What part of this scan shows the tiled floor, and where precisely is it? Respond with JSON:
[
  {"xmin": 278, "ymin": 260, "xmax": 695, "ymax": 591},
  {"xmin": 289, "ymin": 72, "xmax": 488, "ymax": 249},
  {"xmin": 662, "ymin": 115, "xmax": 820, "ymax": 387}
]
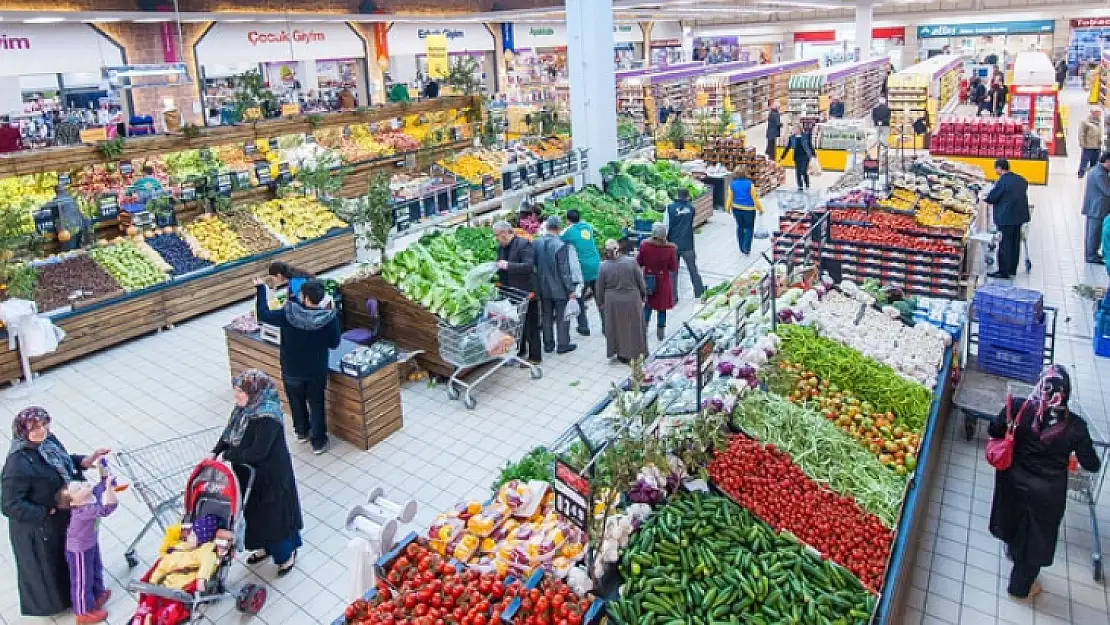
[{"xmin": 2, "ymin": 89, "xmax": 1109, "ymax": 625}]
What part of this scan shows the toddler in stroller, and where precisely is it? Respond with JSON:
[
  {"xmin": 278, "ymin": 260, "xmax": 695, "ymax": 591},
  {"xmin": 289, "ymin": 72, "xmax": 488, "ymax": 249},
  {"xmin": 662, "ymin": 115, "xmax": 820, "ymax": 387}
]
[{"xmin": 128, "ymin": 459, "xmax": 266, "ymax": 625}]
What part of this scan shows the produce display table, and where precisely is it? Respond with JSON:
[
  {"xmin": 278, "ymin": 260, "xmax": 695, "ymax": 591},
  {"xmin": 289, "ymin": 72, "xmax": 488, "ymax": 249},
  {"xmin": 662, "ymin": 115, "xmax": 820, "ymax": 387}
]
[
  {"xmin": 0, "ymin": 229, "xmax": 355, "ymax": 383},
  {"xmin": 933, "ymin": 154, "xmax": 1048, "ymax": 185},
  {"xmin": 224, "ymin": 330, "xmax": 402, "ymax": 451}
]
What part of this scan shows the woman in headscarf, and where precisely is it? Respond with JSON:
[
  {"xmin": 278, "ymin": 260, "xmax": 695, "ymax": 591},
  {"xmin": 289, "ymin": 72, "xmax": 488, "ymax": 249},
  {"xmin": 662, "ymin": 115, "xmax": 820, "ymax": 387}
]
[
  {"xmin": 212, "ymin": 369, "xmax": 303, "ymax": 576},
  {"xmin": 2, "ymin": 407, "xmax": 109, "ymax": 617},
  {"xmin": 595, "ymin": 239, "xmax": 648, "ymax": 364},
  {"xmin": 637, "ymin": 222, "xmax": 678, "ymax": 341},
  {"xmin": 989, "ymin": 364, "xmax": 1101, "ymax": 599}
]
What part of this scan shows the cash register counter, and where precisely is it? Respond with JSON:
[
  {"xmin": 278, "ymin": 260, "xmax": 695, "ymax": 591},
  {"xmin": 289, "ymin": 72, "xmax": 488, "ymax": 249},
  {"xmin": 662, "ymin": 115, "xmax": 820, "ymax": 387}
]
[{"xmin": 224, "ymin": 327, "xmax": 402, "ymax": 450}]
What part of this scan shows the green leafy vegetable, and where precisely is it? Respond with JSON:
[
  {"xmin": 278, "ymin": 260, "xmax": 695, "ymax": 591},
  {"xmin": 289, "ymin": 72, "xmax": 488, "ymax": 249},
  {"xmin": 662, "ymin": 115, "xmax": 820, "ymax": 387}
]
[{"xmin": 490, "ymin": 446, "xmax": 556, "ymax": 491}]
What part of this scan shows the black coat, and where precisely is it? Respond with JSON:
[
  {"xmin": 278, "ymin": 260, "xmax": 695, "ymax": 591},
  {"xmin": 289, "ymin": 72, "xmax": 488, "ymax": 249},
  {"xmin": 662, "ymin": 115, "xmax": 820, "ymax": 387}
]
[
  {"xmin": 985, "ymin": 171, "xmax": 1031, "ymax": 226},
  {"xmin": 1, "ymin": 437, "xmax": 85, "ymax": 616},
  {"xmin": 255, "ymin": 286, "xmax": 341, "ymax": 381},
  {"xmin": 766, "ymin": 110, "xmax": 781, "ymax": 140},
  {"xmin": 213, "ymin": 418, "xmax": 303, "ymax": 550},
  {"xmin": 872, "ymin": 104, "xmax": 891, "ymax": 128},
  {"xmin": 497, "ymin": 235, "xmax": 535, "ymax": 294},
  {"xmin": 989, "ymin": 399, "xmax": 1100, "ymax": 567},
  {"xmin": 781, "ymin": 133, "xmax": 815, "ymax": 165}
]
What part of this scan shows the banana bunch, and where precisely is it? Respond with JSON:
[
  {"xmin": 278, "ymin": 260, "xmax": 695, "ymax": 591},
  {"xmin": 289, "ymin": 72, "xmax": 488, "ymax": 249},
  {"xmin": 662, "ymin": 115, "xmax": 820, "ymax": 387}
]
[
  {"xmin": 185, "ymin": 214, "xmax": 248, "ymax": 263},
  {"xmin": 250, "ymin": 197, "xmax": 348, "ymax": 244}
]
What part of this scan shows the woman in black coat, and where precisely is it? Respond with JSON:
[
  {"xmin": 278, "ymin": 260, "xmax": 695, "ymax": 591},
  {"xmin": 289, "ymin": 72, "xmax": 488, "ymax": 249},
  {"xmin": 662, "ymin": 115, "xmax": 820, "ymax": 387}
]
[
  {"xmin": 989, "ymin": 365, "xmax": 1101, "ymax": 599},
  {"xmin": 213, "ymin": 369, "xmax": 303, "ymax": 576},
  {"xmin": 780, "ymin": 124, "xmax": 816, "ymax": 192},
  {"xmin": 2, "ymin": 406, "xmax": 109, "ymax": 616}
]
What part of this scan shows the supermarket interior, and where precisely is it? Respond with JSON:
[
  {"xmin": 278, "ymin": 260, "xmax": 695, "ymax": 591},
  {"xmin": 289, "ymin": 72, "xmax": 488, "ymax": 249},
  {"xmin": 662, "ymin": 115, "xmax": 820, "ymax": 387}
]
[{"xmin": 6, "ymin": 1, "xmax": 1110, "ymax": 625}]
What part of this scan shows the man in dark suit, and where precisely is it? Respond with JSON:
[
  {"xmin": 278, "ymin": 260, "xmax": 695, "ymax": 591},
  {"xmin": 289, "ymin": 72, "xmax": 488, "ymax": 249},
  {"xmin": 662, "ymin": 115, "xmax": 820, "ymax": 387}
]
[
  {"xmin": 765, "ymin": 104, "xmax": 781, "ymax": 159},
  {"xmin": 494, "ymin": 221, "xmax": 541, "ymax": 363},
  {"xmin": 984, "ymin": 159, "xmax": 1031, "ymax": 279}
]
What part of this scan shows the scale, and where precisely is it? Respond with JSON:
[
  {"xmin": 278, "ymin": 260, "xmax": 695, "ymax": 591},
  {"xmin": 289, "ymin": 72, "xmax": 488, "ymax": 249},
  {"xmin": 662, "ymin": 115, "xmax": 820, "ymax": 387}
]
[
  {"xmin": 259, "ymin": 323, "xmax": 281, "ymax": 345},
  {"xmin": 118, "ymin": 208, "xmax": 155, "ymax": 233}
]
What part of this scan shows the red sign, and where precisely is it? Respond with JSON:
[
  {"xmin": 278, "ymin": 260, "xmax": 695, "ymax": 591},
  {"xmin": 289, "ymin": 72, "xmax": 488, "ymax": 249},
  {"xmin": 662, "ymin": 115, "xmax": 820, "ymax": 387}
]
[
  {"xmin": 161, "ymin": 22, "xmax": 177, "ymax": 63},
  {"xmin": 795, "ymin": 27, "xmax": 905, "ymax": 43},
  {"xmin": 1072, "ymin": 18, "xmax": 1110, "ymax": 28}
]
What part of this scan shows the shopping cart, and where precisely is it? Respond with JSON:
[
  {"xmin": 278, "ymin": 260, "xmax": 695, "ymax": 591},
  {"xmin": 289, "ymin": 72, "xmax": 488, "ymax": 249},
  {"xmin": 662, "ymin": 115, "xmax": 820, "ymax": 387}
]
[
  {"xmin": 437, "ymin": 285, "xmax": 542, "ymax": 409},
  {"xmin": 1020, "ymin": 204, "xmax": 1035, "ymax": 272},
  {"xmin": 113, "ymin": 427, "xmax": 224, "ymax": 568},
  {"xmin": 1068, "ymin": 416, "xmax": 1110, "ymax": 581}
]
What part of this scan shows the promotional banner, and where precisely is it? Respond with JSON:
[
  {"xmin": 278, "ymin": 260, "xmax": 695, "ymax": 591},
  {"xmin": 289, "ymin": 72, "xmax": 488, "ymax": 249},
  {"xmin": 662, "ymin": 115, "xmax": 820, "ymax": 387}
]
[
  {"xmin": 1072, "ymin": 18, "xmax": 1110, "ymax": 28},
  {"xmin": 372, "ymin": 23, "xmax": 390, "ymax": 70},
  {"xmin": 425, "ymin": 33, "xmax": 448, "ymax": 78},
  {"xmin": 500, "ymin": 23, "xmax": 515, "ymax": 53},
  {"xmin": 916, "ymin": 20, "xmax": 1054, "ymax": 38},
  {"xmin": 387, "ymin": 24, "xmax": 494, "ymax": 56},
  {"xmin": 195, "ymin": 22, "xmax": 366, "ymax": 64}
]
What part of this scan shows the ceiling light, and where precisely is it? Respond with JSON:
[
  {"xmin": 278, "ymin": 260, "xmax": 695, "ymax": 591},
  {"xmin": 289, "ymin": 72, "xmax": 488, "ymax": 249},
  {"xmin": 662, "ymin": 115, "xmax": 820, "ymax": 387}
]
[
  {"xmin": 85, "ymin": 18, "xmax": 121, "ymax": 23},
  {"xmin": 24, "ymin": 17, "xmax": 66, "ymax": 23}
]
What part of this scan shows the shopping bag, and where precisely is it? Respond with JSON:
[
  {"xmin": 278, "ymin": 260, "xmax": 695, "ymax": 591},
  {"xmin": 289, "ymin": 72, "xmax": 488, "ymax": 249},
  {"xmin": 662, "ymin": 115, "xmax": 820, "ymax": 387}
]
[
  {"xmin": 753, "ymin": 210, "xmax": 770, "ymax": 240},
  {"xmin": 986, "ymin": 394, "xmax": 1025, "ymax": 470},
  {"xmin": 564, "ymin": 298, "xmax": 580, "ymax": 321},
  {"xmin": 808, "ymin": 159, "xmax": 823, "ymax": 177}
]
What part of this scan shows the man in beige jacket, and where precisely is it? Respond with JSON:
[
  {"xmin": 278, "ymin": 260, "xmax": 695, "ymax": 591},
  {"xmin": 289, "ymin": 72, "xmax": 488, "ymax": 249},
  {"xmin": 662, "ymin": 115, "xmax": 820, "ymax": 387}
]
[{"xmin": 1079, "ymin": 108, "xmax": 1103, "ymax": 178}]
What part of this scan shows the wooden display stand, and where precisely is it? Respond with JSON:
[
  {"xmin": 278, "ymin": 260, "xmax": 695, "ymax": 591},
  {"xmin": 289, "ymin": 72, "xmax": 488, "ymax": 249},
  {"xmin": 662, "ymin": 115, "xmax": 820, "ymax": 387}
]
[
  {"xmin": 0, "ymin": 230, "xmax": 355, "ymax": 383},
  {"xmin": 225, "ymin": 329, "xmax": 403, "ymax": 451},
  {"xmin": 693, "ymin": 193, "xmax": 714, "ymax": 227},
  {"xmin": 340, "ymin": 274, "xmax": 453, "ymax": 378}
]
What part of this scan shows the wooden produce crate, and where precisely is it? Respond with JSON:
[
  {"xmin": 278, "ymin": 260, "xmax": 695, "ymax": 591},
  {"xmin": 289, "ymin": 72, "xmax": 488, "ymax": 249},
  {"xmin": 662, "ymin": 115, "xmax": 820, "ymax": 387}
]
[
  {"xmin": 339, "ymin": 273, "xmax": 453, "ymax": 377},
  {"xmin": 0, "ymin": 344, "xmax": 23, "ymax": 386},
  {"xmin": 225, "ymin": 328, "xmax": 402, "ymax": 451},
  {"xmin": 693, "ymin": 193, "xmax": 714, "ymax": 228}
]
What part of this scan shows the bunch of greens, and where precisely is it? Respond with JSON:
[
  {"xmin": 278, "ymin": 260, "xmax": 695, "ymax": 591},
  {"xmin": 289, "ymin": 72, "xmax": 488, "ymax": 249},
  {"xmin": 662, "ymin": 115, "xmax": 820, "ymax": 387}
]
[
  {"xmin": 547, "ymin": 187, "xmax": 636, "ymax": 251},
  {"xmin": 617, "ymin": 118, "xmax": 640, "ymax": 139},
  {"xmin": 490, "ymin": 446, "xmax": 556, "ymax": 491},
  {"xmin": 453, "ymin": 227, "xmax": 497, "ymax": 262},
  {"xmin": 379, "ymin": 229, "xmax": 496, "ymax": 326}
]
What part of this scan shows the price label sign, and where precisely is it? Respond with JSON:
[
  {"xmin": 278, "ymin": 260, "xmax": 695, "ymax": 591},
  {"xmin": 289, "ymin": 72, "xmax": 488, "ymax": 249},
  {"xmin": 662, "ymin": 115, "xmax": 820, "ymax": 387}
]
[
  {"xmin": 118, "ymin": 160, "xmax": 134, "ymax": 176},
  {"xmin": 305, "ymin": 134, "xmax": 316, "ymax": 145},
  {"xmin": 510, "ymin": 169, "xmax": 523, "ymax": 191},
  {"xmin": 244, "ymin": 142, "xmax": 256, "ymax": 155},
  {"xmin": 553, "ymin": 459, "xmax": 591, "ymax": 533},
  {"xmin": 697, "ymin": 335, "xmax": 716, "ymax": 389},
  {"xmin": 217, "ymin": 174, "xmax": 232, "ymax": 193},
  {"xmin": 278, "ymin": 163, "xmax": 292, "ymax": 183},
  {"xmin": 481, "ymin": 175, "xmax": 496, "ymax": 201},
  {"xmin": 255, "ymin": 162, "xmax": 271, "ymax": 185},
  {"xmin": 269, "ymin": 137, "xmax": 280, "ymax": 151},
  {"xmin": 180, "ymin": 184, "xmax": 196, "ymax": 201},
  {"xmin": 235, "ymin": 171, "xmax": 250, "ymax": 188},
  {"xmin": 58, "ymin": 172, "xmax": 70, "ymax": 186},
  {"xmin": 97, "ymin": 195, "xmax": 119, "ymax": 218},
  {"xmin": 33, "ymin": 209, "xmax": 55, "ymax": 234}
]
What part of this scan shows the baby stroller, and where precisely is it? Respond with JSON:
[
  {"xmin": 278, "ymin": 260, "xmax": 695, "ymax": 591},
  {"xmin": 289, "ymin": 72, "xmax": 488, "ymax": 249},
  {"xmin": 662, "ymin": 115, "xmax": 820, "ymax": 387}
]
[{"xmin": 127, "ymin": 459, "xmax": 266, "ymax": 625}]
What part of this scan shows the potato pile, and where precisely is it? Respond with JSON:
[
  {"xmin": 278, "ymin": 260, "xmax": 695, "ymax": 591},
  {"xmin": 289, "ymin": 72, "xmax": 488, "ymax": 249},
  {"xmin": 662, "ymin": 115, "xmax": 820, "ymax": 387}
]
[{"xmin": 223, "ymin": 211, "xmax": 282, "ymax": 255}]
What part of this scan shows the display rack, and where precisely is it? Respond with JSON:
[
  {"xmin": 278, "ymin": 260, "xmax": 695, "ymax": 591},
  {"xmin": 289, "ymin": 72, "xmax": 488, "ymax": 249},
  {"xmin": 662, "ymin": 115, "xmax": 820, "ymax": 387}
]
[
  {"xmin": 618, "ymin": 61, "xmax": 754, "ymax": 122},
  {"xmin": 694, "ymin": 59, "xmax": 818, "ymax": 127},
  {"xmin": 887, "ymin": 55, "xmax": 963, "ymax": 147},
  {"xmin": 787, "ymin": 57, "xmax": 891, "ymax": 131},
  {"xmin": 1099, "ymin": 49, "xmax": 1110, "ymax": 107}
]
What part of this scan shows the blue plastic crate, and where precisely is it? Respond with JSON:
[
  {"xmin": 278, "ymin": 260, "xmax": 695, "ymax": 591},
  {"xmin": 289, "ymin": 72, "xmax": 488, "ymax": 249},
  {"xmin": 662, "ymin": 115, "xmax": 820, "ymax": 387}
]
[
  {"xmin": 979, "ymin": 315, "xmax": 1046, "ymax": 353},
  {"xmin": 1096, "ymin": 307, "xmax": 1110, "ymax": 358},
  {"xmin": 978, "ymin": 341, "xmax": 1043, "ymax": 382},
  {"xmin": 974, "ymin": 284, "xmax": 1043, "ymax": 326}
]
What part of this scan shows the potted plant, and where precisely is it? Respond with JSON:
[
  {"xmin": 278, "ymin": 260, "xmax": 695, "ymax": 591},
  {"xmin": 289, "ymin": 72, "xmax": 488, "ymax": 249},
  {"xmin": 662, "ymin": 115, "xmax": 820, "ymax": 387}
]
[{"xmin": 336, "ymin": 172, "xmax": 394, "ymax": 264}]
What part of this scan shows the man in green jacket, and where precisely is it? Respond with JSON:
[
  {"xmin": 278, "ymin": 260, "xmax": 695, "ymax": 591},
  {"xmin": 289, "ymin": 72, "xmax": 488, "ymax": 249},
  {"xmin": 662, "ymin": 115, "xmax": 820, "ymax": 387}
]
[{"xmin": 561, "ymin": 209, "xmax": 601, "ymax": 336}]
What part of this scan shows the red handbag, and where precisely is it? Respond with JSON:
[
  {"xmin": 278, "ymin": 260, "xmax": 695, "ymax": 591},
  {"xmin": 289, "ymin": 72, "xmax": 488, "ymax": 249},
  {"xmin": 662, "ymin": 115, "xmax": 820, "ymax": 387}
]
[{"xmin": 986, "ymin": 394, "xmax": 1025, "ymax": 470}]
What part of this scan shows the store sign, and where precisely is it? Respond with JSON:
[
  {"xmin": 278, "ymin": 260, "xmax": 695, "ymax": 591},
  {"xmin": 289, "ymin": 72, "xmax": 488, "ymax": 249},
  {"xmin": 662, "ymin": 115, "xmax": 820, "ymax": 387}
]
[
  {"xmin": 195, "ymin": 22, "xmax": 365, "ymax": 64},
  {"xmin": 500, "ymin": 23, "xmax": 515, "ymax": 52},
  {"xmin": 916, "ymin": 20, "xmax": 1054, "ymax": 38},
  {"xmin": 512, "ymin": 23, "xmax": 567, "ymax": 49},
  {"xmin": 651, "ymin": 21, "xmax": 682, "ymax": 43},
  {"xmin": 388, "ymin": 23, "xmax": 495, "ymax": 55},
  {"xmin": 613, "ymin": 23, "xmax": 642, "ymax": 44},
  {"xmin": 1072, "ymin": 18, "xmax": 1110, "ymax": 28},
  {"xmin": 0, "ymin": 23, "xmax": 122, "ymax": 77}
]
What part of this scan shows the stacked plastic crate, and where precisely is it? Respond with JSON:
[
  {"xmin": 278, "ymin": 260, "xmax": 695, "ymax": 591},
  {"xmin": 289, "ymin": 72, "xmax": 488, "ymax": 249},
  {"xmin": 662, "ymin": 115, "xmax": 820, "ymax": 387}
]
[
  {"xmin": 1096, "ymin": 296, "xmax": 1110, "ymax": 357},
  {"xmin": 974, "ymin": 284, "xmax": 1046, "ymax": 383}
]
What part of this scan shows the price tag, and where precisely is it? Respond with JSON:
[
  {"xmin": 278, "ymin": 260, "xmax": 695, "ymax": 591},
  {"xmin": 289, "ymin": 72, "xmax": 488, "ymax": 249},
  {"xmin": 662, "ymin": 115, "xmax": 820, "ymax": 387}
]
[
  {"xmin": 510, "ymin": 169, "xmax": 523, "ymax": 191},
  {"xmin": 255, "ymin": 162, "xmax": 272, "ymax": 185},
  {"xmin": 33, "ymin": 209, "xmax": 55, "ymax": 234},
  {"xmin": 217, "ymin": 174, "xmax": 232, "ymax": 193},
  {"xmin": 180, "ymin": 184, "xmax": 196, "ymax": 201},
  {"xmin": 200, "ymin": 147, "xmax": 212, "ymax": 161},
  {"xmin": 524, "ymin": 163, "xmax": 538, "ymax": 185},
  {"xmin": 97, "ymin": 195, "xmax": 119, "ymax": 218},
  {"xmin": 235, "ymin": 170, "xmax": 250, "ymax": 188},
  {"xmin": 118, "ymin": 160, "xmax": 134, "ymax": 176},
  {"xmin": 269, "ymin": 137, "xmax": 280, "ymax": 151},
  {"xmin": 553, "ymin": 459, "xmax": 591, "ymax": 534},
  {"xmin": 280, "ymin": 103, "xmax": 300, "ymax": 117},
  {"xmin": 305, "ymin": 134, "xmax": 316, "ymax": 145},
  {"xmin": 278, "ymin": 163, "xmax": 292, "ymax": 183},
  {"xmin": 481, "ymin": 175, "xmax": 496, "ymax": 201},
  {"xmin": 244, "ymin": 142, "xmax": 256, "ymax": 155},
  {"xmin": 243, "ymin": 106, "xmax": 262, "ymax": 121},
  {"xmin": 58, "ymin": 172, "xmax": 70, "ymax": 186}
]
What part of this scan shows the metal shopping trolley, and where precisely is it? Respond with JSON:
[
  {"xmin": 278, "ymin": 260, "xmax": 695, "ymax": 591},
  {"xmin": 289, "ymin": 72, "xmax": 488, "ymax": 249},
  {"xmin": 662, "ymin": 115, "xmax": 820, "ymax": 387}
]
[
  {"xmin": 113, "ymin": 427, "xmax": 224, "ymax": 568},
  {"xmin": 1068, "ymin": 417, "xmax": 1110, "ymax": 581},
  {"xmin": 437, "ymin": 285, "xmax": 542, "ymax": 409}
]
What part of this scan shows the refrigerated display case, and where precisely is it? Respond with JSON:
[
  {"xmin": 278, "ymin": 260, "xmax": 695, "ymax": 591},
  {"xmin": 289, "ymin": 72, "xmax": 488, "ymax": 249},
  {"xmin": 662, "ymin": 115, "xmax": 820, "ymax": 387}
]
[{"xmin": 1008, "ymin": 51, "xmax": 1062, "ymax": 156}]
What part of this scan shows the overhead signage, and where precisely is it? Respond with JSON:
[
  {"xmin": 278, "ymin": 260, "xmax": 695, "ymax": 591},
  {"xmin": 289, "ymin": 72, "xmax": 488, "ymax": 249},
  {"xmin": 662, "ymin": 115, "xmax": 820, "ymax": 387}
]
[
  {"xmin": 1072, "ymin": 18, "xmax": 1110, "ymax": 28},
  {"xmin": 0, "ymin": 23, "xmax": 123, "ymax": 77},
  {"xmin": 500, "ymin": 23, "xmax": 515, "ymax": 52},
  {"xmin": 387, "ymin": 23, "xmax": 495, "ymax": 55},
  {"xmin": 916, "ymin": 20, "xmax": 1054, "ymax": 38},
  {"xmin": 195, "ymin": 22, "xmax": 365, "ymax": 64}
]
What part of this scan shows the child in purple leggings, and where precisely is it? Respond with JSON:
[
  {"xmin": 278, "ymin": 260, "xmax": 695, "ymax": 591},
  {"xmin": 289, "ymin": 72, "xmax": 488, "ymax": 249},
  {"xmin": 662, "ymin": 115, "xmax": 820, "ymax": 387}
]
[{"xmin": 57, "ymin": 464, "xmax": 118, "ymax": 624}]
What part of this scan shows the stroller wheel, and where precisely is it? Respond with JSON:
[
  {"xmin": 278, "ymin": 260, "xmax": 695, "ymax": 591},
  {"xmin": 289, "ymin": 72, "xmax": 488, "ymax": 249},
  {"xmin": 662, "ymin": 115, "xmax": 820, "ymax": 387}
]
[
  {"xmin": 237, "ymin": 584, "xmax": 267, "ymax": 615},
  {"xmin": 125, "ymin": 549, "xmax": 139, "ymax": 569}
]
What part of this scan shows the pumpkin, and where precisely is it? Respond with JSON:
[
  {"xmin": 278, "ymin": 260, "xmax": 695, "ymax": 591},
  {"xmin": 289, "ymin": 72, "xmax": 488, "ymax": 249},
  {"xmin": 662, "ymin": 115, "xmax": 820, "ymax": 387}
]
[{"xmin": 56, "ymin": 229, "xmax": 72, "ymax": 243}]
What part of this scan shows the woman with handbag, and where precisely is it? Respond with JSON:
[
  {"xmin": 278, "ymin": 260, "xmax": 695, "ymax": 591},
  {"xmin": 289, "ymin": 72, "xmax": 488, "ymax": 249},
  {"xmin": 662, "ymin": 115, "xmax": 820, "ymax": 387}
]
[
  {"xmin": 780, "ymin": 125, "xmax": 816, "ymax": 192},
  {"xmin": 637, "ymin": 223, "xmax": 677, "ymax": 342},
  {"xmin": 988, "ymin": 364, "xmax": 1100, "ymax": 599}
]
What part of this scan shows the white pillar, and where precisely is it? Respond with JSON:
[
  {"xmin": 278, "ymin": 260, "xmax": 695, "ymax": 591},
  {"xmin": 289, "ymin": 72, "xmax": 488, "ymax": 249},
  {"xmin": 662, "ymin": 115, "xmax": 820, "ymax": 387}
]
[
  {"xmin": 855, "ymin": 0, "xmax": 874, "ymax": 61},
  {"xmin": 567, "ymin": 0, "xmax": 618, "ymax": 182}
]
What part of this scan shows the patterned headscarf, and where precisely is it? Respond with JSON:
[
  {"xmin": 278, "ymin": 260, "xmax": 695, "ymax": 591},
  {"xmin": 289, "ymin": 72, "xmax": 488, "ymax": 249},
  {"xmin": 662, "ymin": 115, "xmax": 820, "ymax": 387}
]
[
  {"xmin": 9, "ymin": 406, "xmax": 78, "ymax": 481},
  {"xmin": 1024, "ymin": 364, "xmax": 1073, "ymax": 443},
  {"xmin": 221, "ymin": 369, "xmax": 284, "ymax": 447}
]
